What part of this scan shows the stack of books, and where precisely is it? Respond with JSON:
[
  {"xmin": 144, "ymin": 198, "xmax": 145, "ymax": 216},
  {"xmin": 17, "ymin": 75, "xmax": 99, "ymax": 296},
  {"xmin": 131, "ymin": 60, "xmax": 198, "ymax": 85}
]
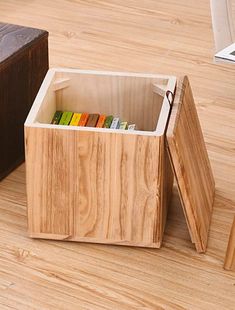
[{"xmin": 51, "ymin": 111, "xmax": 137, "ymax": 130}]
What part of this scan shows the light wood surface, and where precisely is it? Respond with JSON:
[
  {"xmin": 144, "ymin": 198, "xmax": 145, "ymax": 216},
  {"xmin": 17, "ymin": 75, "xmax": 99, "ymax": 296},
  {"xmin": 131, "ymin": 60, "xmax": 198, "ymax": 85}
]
[
  {"xmin": 167, "ymin": 76, "xmax": 215, "ymax": 252},
  {"xmin": 224, "ymin": 216, "xmax": 235, "ymax": 270},
  {"xmin": 30, "ymin": 68, "xmax": 176, "ymax": 133},
  {"xmin": 25, "ymin": 69, "xmax": 213, "ymax": 252},
  {"xmin": 25, "ymin": 69, "xmax": 176, "ymax": 248},
  {"xmin": 0, "ymin": 0, "xmax": 235, "ymax": 309},
  {"xmin": 25, "ymin": 126, "xmax": 173, "ymax": 248}
]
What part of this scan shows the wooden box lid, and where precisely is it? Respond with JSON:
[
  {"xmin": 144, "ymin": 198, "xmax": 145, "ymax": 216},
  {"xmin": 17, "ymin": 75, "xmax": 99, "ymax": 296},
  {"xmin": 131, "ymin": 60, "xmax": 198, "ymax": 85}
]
[
  {"xmin": 166, "ymin": 76, "xmax": 215, "ymax": 253},
  {"xmin": 0, "ymin": 23, "xmax": 48, "ymax": 65}
]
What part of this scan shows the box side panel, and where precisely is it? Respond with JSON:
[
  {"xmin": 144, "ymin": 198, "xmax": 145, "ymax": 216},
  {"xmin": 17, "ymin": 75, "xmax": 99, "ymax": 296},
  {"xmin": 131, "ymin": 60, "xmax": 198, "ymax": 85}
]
[
  {"xmin": 167, "ymin": 76, "xmax": 215, "ymax": 253},
  {"xmin": 51, "ymin": 73, "xmax": 165, "ymax": 132},
  {"xmin": 160, "ymin": 136, "xmax": 174, "ymax": 240},
  {"xmin": 29, "ymin": 36, "xmax": 49, "ymax": 108},
  {"xmin": 0, "ymin": 35, "xmax": 48, "ymax": 180},
  {"xmin": 25, "ymin": 126, "xmax": 74, "ymax": 236},
  {"xmin": 26, "ymin": 127, "xmax": 162, "ymax": 247},
  {"xmin": 0, "ymin": 54, "xmax": 29, "ymax": 180}
]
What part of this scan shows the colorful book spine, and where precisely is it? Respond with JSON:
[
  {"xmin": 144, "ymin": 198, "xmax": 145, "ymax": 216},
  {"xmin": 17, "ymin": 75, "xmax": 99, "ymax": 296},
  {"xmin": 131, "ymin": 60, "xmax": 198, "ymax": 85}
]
[
  {"xmin": 96, "ymin": 115, "xmax": 106, "ymax": 128},
  {"xmin": 51, "ymin": 110, "xmax": 137, "ymax": 131},
  {"xmin": 103, "ymin": 115, "xmax": 113, "ymax": 128},
  {"xmin": 78, "ymin": 113, "xmax": 89, "ymax": 126},
  {"xmin": 127, "ymin": 124, "xmax": 137, "ymax": 130},
  {"xmin": 86, "ymin": 114, "xmax": 99, "ymax": 127},
  {"xmin": 70, "ymin": 113, "xmax": 82, "ymax": 126},
  {"xmin": 59, "ymin": 111, "xmax": 73, "ymax": 125},
  {"xmin": 110, "ymin": 117, "xmax": 120, "ymax": 129},
  {"xmin": 119, "ymin": 121, "xmax": 128, "ymax": 130},
  {"xmin": 51, "ymin": 111, "xmax": 63, "ymax": 124}
]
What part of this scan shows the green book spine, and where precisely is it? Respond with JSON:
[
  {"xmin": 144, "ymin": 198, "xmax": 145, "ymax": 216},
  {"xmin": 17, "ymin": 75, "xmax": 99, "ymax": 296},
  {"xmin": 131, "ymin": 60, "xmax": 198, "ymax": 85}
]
[
  {"xmin": 119, "ymin": 121, "xmax": 128, "ymax": 130},
  {"xmin": 103, "ymin": 115, "xmax": 113, "ymax": 128},
  {"xmin": 59, "ymin": 111, "xmax": 73, "ymax": 125},
  {"xmin": 51, "ymin": 111, "xmax": 63, "ymax": 124}
]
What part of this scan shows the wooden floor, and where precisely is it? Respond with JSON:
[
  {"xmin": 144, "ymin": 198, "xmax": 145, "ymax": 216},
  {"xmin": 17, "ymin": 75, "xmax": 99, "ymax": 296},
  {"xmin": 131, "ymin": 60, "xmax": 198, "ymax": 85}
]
[{"xmin": 1, "ymin": 1, "xmax": 235, "ymax": 309}]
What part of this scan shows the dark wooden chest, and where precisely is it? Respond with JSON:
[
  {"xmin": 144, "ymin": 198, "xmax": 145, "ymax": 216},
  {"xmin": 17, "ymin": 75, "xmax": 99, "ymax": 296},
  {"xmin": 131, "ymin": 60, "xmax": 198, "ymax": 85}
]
[{"xmin": 0, "ymin": 23, "xmax": 48, "ymax": 180}]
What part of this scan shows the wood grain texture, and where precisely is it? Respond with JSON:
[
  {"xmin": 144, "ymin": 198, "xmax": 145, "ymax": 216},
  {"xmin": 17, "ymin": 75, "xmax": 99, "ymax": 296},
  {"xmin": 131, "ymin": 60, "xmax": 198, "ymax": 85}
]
[
  {"xmin": 0, "ymin": 0, "xmax": 235, "ymax": 309},
  {"xmin": 33, "ymin": 69, "xmax": 175, "ymax": 133},
  {"xmin": 54, "ymin": 71, "xmax": 167, "ymax": 132},
  {"xmin": 25, "ymin": 126, "xmax": 173, "ymax": 247},
  {"xmin": 0, "ymin": 23, "xmax": 47, "ymax": 63},
  {"xmin": 167, "ymin": 76, "xmax": 215, "ymax": 253},
  {"xmin": 25, "ymin": 68, "xmax": 175, "ymax": 248},
  {"xmin": 224, "ymin": 216, "xmax": 235, "ymax": 270},
  {"xmin": 0, "ymin": 23, "xmax": 48, "ymax": 180}
]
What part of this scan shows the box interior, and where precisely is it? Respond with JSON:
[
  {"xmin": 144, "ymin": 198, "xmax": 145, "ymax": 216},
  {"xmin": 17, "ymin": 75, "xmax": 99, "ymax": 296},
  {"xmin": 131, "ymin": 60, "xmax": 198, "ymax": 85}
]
[{"xmin": 30, "ymin": 69, "xmax": 176, "ymax": 134}]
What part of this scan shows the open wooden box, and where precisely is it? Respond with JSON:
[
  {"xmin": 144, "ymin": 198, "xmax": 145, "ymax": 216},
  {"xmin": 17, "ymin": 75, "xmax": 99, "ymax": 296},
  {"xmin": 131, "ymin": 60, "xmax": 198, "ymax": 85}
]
[{"xmin": 25, "ymin": 68, "xmax": 215, "ymax": 253}]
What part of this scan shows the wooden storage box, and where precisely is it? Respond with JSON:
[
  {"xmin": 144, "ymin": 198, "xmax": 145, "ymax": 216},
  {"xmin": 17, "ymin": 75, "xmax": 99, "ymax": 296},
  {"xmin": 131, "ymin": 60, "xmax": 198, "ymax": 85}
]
[
  {"xmin": 25, "ymin": 68, "xmax": 215, "ymax": 253},
  {"xmin": 0, "ymin": 23, "xmax": 48, "ymax": 180}
]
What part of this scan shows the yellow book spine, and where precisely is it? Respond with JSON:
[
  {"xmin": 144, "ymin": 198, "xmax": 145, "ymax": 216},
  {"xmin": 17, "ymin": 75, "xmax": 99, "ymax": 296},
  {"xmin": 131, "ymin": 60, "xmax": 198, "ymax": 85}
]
[{"xmin": 70, "ymin": 113, "xmax": 82, "ymax": 126}]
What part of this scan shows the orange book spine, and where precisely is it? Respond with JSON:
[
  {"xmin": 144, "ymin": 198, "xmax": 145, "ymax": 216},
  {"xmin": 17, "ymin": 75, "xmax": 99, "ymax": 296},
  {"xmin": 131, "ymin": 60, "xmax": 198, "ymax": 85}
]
[
  {"xmin": 96, "ymin": 115, "xmax": 106, "ymax": 128},
  {"xmin": 78, "ymin": 113, "xmax": 89, "ymax": 126}
]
